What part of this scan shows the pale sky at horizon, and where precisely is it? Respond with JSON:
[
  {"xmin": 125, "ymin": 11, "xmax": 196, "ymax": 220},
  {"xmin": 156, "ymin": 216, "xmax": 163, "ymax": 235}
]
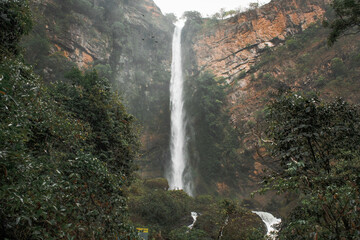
[{"xmin": 153, "ymin": 0, "xmax": 271, "ymax": 17}]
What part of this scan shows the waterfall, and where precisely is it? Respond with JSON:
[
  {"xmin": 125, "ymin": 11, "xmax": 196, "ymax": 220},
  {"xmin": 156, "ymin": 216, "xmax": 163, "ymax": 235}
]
[
  {"xmin": 187, "ymin": 212, "xmax": 198, "ymax": 229},
  {"xmin": 168, "ymin": 20, "xmax": 192, "ymax": 195},
  {"xmin": 252, "ymin": 211, "xmax": 281, "ymax": 239}
]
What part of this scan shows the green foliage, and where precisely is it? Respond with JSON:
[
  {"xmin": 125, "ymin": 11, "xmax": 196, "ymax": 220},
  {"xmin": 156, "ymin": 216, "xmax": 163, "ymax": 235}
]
[
  {"xmin": 203, "ymin": 16, "xmax": 220, "ymax": 30},
  {"xmin": 186, "ymin": 72, "xmax": 241, "ymax": 187},
  {"xmin": 183, "ymin": 11, "xmax": 203, "ymax": 23},
  {"xmin": 236, "ymin": 70, "xmax": 246, "ymax": 80},
  {"xmin": 169, "ymin": 226, "xmax": 210, "ymax": 240},
  {"xmin": 133, "ymin": 190, "xmax": 191, "ymax": 230},
  {"xmin": 0, "ymin": 59, "xmax": 139, "ymax": 239},
  {"xmin": 1, "ymin": 5, "xmax": 140, "ymax": 238},
  {"xmin": 54, "ymin": 0, "xmax": 106, "ymax": 22},
  {"xmin": 21, "ymin": 29, "xmax": 50, "ymax": 65},
  {"xmin": 330, "ymin": 57, "xmax": 347, "ymax": 76},
  {"xmin": 51, "ymin": 68, "xmax": 140, "ymax": 179},
  {"xmin": 129, "ymin": 181, "xmax": 194, "ymax": 238},
  {"xmin": 165, "ymin": 13, "xmax": 177, "ymax": 23},
  {"xmin": 285, "ymin": 38, "xmax": 302, "ymax": 51},
  {"xmin": 249, "ymin": 2, "xmax": 259, "ymax": 10},
  {"xmin": 111, "ymin": 21, "xmax": 127, "ymax": 38},
  {"xmin": 94, "ymin": 63, "xmax": 113, "ymax": 80},
  {"xmin": 259, "ymin": 92, "xmax": 360, "ymax": 239},
  {"xmin": 326, "ymin": 0, "xmax": 360, "ymax": 45},
  {"xmin": 129, "ymin": 180, "xmax": 265, "ymax": 240},
  {"xmin": 183, "ymin": 11, "xmax": 204, "ymax": 35},
  {"xmin": 143, "ymin": 178, "xmax": 169, "ymax": 190},
  {"xmin": 0, "ymin": 0, "xmax": 32, "ymax": 58},
  {"xmin": 314, "ymin": 74, "xmax": 326, "ymax": 88},
  {"xmin": 194, "ymin": 199, "xmax": 265, "ymax": 240},
  {"xmin": 262, "ymin": 73, "xmax": 278, "ymax": 87}
]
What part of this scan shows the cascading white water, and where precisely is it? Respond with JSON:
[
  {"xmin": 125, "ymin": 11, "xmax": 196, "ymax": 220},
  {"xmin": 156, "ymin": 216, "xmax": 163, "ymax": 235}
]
[
  {"xmin": 252, "ymin": 211, "xmax": 281, "ymax": 239},
  {"xmin": 168, "ymin": 20, "xmax": 192, "ymax": 195},
  {"xmin": 187, "ymin": 212, "xmax": 198, "ymax": 229}
]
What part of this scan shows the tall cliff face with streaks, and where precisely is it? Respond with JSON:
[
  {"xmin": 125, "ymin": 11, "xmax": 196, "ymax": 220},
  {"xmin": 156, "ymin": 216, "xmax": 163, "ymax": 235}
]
[
  {"xmin": 183, "ymin": 0, "xmax": 360, "ymax": 211},
  {"xmin": 28, "ymin": 0, "xmax": 171, "ymax": 69},
  {"xmin": 24, "ymin": 0, "xmax": 174, "ymax": 177},
  {"xmin": 181, "ymin": 0, "xmax": 341, "ymax": 207}
]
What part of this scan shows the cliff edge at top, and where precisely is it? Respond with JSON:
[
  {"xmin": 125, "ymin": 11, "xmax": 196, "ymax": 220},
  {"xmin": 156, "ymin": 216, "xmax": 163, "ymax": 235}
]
[{"xmin": 192, "ymin": 0, "xmax": 331, "ymax": 81}]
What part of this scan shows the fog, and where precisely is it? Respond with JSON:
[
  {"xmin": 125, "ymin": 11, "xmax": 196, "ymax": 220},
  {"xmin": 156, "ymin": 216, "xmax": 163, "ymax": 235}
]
[{"xmin": 153, "ymin": 0, "xmax": 271, "ymax": 17}]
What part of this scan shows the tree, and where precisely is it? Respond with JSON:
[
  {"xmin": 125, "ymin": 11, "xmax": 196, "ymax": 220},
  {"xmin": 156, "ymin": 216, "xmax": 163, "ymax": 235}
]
[
  {"xmin": 326, "ymin": 0, "xmax": 360, "ymax": 45},
  {"xmin": 183, "ymin": 11, "xmax": 203, "ymax": 24},
  {"xmin": 258, "ymin": 92, "xmax": 360, "ymax": 239},
  {"xmin": 186, "ymin": 72, "xmax": 240, "ymax": 186},
  {"xmin": 165, "ymin": 13, "xmax": 177, "ymax": 23},
  {"xmin": 249, "ymin": 2, "xmax": 259, "ymax": 10},
  {"xmin": 52, "ymin": 68, "xmax": 140, "ymax": 179},
  {"xmin": 193, "ymin": 199, "xmax": 265, "ymax": 240},
  {"xmin": 1, "ymin": 3, "xmax": 140, "ymax": 238},
  {"xmin": 219, "ymin": 8, "xmax": 226, "ymax": 19},
  {"xmin": 1, "ymin": 62, "xmax": 140, "ymax": 239},
  {"xmin": 0, "ymin": 0, "xmax": 32, "ymax": 57}
]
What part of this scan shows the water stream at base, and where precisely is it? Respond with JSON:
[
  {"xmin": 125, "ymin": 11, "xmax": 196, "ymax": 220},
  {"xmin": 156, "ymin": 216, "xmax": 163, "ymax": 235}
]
[
  {"xmin": 187, "ymin": 212, "xmax": 198, "ymax": 229},
  {"xmin": 252, "ymin": 211, "xmax": 281, "ymax": 239},
  {"xmin": 168, "ymin": 20, "xmax": 192, "ymax": 195}
]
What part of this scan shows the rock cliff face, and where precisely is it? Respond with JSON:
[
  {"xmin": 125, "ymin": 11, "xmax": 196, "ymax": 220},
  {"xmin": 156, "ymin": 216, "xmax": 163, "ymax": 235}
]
[
  {"xmin": 192, "ymin": 0, "xmax": 330, "ymax": 80},
  {"xmin": 182, "ymin": 0, "xmax": 333, "ymax": 204},
  {"xmin": 30, "ymin": 0, "xmax": 171, "ymax": 69},
  {"xmin": 27, "ymin": 0, "xmax": 174, "ymax": 178}
]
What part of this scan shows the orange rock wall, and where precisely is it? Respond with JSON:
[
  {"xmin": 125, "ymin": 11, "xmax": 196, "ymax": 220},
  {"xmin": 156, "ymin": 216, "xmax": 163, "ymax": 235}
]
[{"xmin": 193, "ymin": 0, "xmax": 330, "ymax": 80}]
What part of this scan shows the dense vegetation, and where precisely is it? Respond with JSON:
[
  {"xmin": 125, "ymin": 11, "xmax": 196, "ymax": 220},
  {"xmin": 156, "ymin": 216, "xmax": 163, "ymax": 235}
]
[
  {"xmin": 0, "ymin": 1, "xmax": 140, "ymax": 239},
  {"xmin": 326, "ymin": 0, "xmax": 360, "ymax": 45},
  {"xmin": 247, "ymin": 3, "xmax": 360, "ymax": 238},
  {"xmin": 257, "ymin": 92, "xmax": 360, "ymax": 239},
  {"xmin": 180, "ymin": 16, "xmax": 253, "ymax": 195},
  {"xmin": 185, "ymin": 72, "xmax": 244, "ymax": 193},
  {"xmin": 127, "ymin": 178, "xmax": 265, "ymax": 240}
]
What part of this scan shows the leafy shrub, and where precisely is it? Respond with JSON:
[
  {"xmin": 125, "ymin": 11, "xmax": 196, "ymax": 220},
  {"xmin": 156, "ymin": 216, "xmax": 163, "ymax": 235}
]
[
  {"xmin": 286, "ymin": 38, "xmax": 301, "ymax": 51},
  {"xmin": 331, "ymin": 57, "xmax": 347, "ymax": 77},
  {"xmin": 0, "ymin": 0, "xmax": 32, "ymax": 57},
  {"xmin": 169, "ymin": 226, "xmax": 210, "ymax": 240},
  {"xmin": 314, "ymin": 74, "xmax": 326, "ymax": 87},
  {"xmin": 186, "ymin": 72, "xmax": 241, "ymax": 187},
  {"xmin": 259, "ymin": 92, "xmax": 360, "ymax": 239},
  {"xmin": 131, "ymin": 190, "xmax": 191, "ymax": 230},
  {"xmin": 143, "ymin": 178, "xmax": 169, "ymax": 190},
  {"xmin": 52, "ymin": 68, "xmax": 140, "ymax": 179},
  {"xmin": 0, "ymin": 59, "xmax": 139, "ymax": 239},
  {"xmin": 194, "ymin": 200, "xmax": 265, "ymax": 240}
]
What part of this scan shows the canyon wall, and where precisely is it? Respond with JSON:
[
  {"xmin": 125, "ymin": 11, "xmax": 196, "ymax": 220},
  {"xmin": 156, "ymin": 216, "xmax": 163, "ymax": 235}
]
[
  {"xmin": 30, "ymin": 0, "xmax": 171, "ymax": 69},
  {"xmin": 193, "ymin": 0, "xmax": 330, "ymax": 81},
  {"xmin": 26, "ymin": 0, "xmax": 174, "ymax": 178},
  {"xmin": 183, "ymin": 0, "xmax": 334, "ymax": 205}
]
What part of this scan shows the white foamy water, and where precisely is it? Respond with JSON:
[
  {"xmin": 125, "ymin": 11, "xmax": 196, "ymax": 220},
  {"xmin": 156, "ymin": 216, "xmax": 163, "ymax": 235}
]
[
  {"xmin": 168, "ymin": 20, "xmax": 192, "ymax": 195},
  {"xmin": 252, "ymin": 211, "xmax": 281, "ymax": 239},
  {"xmin": 188, "ymin": 212, "xmax": 198, "ymax": 229}
]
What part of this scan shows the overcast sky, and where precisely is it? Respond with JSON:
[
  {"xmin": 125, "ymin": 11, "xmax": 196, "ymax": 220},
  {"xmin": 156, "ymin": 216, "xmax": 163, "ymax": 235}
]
[{"xmin": 153, "ymin": 0, "xmax": 271, "ymax": 17}]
